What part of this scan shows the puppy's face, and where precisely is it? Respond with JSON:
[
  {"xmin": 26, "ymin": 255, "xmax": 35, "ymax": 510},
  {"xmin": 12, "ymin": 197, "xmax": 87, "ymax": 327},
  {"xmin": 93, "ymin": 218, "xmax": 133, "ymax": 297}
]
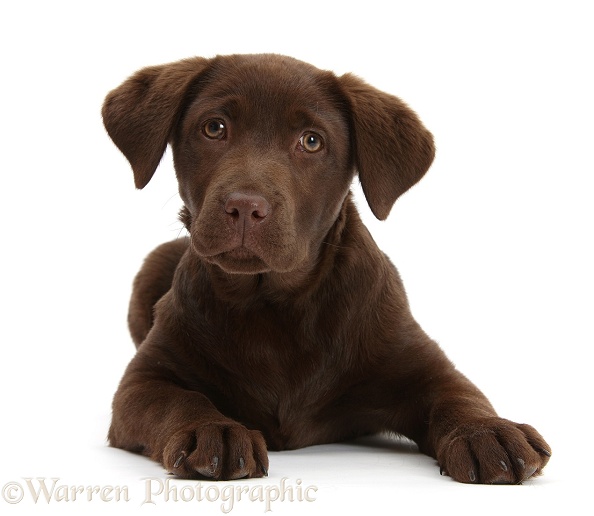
[
  {"xmin": 103, "ymin": 55, "xmax": 435, "ymax": 272},
  {"xmin": 172, "ymin": 56, "xmax": 353, "ymax": 275}
]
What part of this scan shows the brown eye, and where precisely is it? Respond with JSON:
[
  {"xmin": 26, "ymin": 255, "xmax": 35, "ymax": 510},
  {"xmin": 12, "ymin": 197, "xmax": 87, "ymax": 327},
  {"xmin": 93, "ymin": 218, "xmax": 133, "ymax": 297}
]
[
  {"xmin": 202, "ymin": 119, "xmax": 226, "ymax": 140},
  {"xmin": 299, "ymin": 132, "xmax": 324, "ymax": 153}
]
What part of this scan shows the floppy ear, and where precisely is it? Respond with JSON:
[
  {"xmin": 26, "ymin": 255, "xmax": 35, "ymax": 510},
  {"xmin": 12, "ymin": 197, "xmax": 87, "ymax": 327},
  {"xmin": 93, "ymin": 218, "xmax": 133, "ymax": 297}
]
[
  {"xmin": 339, "ymin": 73, "xmax": 435, "ymax": 220},
  {"xmin": 102, "ymin": 57, "xmax": 209, "ymax": 189}
]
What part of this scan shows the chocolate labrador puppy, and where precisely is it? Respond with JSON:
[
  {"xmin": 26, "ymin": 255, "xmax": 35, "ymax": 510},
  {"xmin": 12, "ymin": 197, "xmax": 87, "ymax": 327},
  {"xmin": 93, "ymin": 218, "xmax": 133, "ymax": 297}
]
[{"xmin": 102, "ymin": 54, "xmax": 550, "ymax": 483}]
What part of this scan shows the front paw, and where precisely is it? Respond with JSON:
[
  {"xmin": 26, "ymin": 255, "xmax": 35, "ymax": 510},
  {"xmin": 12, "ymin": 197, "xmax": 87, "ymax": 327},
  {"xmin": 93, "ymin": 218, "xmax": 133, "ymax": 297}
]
[
  {"xmin": 437, "ymin": 418, "xmax": 551, "ymax": 484},
  {"xmin": 162, "ymin": 421, "xmax": 269, "ymax": 480}
]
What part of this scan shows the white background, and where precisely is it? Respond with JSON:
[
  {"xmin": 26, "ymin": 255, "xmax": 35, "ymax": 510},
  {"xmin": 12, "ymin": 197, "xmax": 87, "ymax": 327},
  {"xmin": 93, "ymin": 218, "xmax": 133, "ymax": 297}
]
[{"xmin": 1, "ymin": 1, "xmax": 592, "ymax": 514}]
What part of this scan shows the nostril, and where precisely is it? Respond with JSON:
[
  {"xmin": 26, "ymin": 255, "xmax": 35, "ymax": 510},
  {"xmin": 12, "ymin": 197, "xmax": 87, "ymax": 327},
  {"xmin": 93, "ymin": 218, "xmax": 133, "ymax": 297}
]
[
  {"xmin": 251, "ymin": 204, "xmax": 269, "ymax": 220},
  {"xmin": 226, "ymin": 206, "xmax": 240, "ymax": 219}
]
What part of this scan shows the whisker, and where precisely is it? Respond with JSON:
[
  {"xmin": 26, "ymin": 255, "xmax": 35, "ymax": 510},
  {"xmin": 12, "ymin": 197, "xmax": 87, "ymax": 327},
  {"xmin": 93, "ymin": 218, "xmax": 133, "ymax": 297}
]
[
  {"xmin": 322, "ymin": 240, "xmax": 352, "ymax": 250},
  {"xmin": 168, "ymin": 219, "xmax": 189, "ymax": 239},
  {"xmin": 162, "ymin": 191, "xmax": 181, "ymax": 209},
  {"xmin": 176, "ymin": 226, "xmax": 187, "ymax": 239}
]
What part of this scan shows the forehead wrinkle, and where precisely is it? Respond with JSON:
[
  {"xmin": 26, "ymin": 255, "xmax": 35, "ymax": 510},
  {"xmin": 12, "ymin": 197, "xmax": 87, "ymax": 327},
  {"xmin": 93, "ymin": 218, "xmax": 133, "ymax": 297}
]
[
  {"xmin": 289, "ymin": 103, "xmax": 346, "ymax": 127},
  {"xmin": 194, "ymin": 95, "xmax": 339, "ymax": 129},
  {"xmin": 190, "ymin": 95, "xmax": 241, "ymax": 118}
]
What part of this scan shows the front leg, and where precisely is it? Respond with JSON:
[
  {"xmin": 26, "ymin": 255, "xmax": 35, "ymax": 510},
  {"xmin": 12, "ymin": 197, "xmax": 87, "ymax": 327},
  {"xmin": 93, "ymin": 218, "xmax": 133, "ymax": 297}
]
[
  {"xmin": 424, "ymin": 375, "xmax": 552, "ymax": 484},
  {"xmin": 109, "ymin": 347, "xmax": 269, "ymax": 480},
  {"xmin": 374, "ymin": 326, "xmax": 551, "ymax": 484}
]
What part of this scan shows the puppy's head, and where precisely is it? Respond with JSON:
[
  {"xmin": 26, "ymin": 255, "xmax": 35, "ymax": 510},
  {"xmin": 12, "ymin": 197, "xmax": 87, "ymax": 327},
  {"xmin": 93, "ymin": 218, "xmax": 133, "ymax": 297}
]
[{"xmin": 103, "ymin": 54, "xmax": 434, "ymax": 275}]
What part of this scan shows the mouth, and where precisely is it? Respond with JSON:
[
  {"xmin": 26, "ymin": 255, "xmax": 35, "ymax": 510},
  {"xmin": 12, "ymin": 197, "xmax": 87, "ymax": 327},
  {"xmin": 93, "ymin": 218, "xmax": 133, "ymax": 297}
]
[
  {"xmin": 205, "ymin": 246, "xmax": 273, "ymax": 275},
  {"xmin": 188, "ymin": 218, "xmax": 304, "ymax": 275}
]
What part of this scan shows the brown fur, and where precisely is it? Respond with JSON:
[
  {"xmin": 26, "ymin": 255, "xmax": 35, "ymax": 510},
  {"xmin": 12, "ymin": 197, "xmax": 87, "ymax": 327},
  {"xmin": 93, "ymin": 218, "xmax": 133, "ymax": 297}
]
[{"xmin": 102, "ymin": 54, "xmax": 550, "ymax": 483}]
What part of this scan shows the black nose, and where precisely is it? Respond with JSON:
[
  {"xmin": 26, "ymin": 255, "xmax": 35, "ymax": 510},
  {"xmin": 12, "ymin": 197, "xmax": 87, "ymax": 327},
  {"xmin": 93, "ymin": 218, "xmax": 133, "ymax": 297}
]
[{"xmin": 224, "ymin": 193, "xmax": 270, "ymax": 229}]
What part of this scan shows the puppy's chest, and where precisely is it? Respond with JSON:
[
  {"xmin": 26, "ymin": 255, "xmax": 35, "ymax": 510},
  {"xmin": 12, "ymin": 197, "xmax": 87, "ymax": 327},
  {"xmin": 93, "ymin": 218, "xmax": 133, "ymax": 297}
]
[
  {"xmin": 217, "ymin": 316, "xmax": 337, "ymax": 393},
  {"xmin": 205, "ymin": 311, "xmax": 346, "ymax": 444}
]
